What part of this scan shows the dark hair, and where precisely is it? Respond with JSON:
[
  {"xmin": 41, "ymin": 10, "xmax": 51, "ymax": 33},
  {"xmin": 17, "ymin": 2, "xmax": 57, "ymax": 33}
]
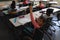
[
  {"xmin": 29, "ymin": 3, "xmax": 33, "ymax": 6},
  {"xmin": 39, "ymin": 1, "xmax": 42, "ymax": 3},
  {"xmin": 10, "ymin": 1, "xmax": 16, "ymax": 9},
  {"xmin": 39, "ymin": 15, "xmax": 46, "ymax": 22},
  {"xmin": 46, "ymin": 9, "xmax": 54, "ymax": 16},
  {"xmin": 36, "ymin": 15, "xmax": 45, "ymax": 23},
  {"xmin": 46, "ymin": 9, "xmax": 53, "ymax": 14}
]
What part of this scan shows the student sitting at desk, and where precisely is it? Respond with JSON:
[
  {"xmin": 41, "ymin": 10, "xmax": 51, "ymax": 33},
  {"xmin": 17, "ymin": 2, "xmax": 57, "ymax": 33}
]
[
  {"xmin": 43, "ymin": 8, "xmax": 54, "ymax": 19},
  {"xmin": 23, "ymin": 0, "xmax": 29, "ymax": 5},
  {"xmin": 37, "ymin": 1, "xmax": 45, "ymax": 10},
  {"xmin": 29, "ymin": 3, "xmax": 53, "ymax": 40},
  {"xmin": 29, "ymin": 3, "xmax": 46, "ymax": 40},
  {"xmin": 8, "ymin": 1, "xmax": 17, "ymax": 14},
  {"xmin": 9, "ymin": 0, "xmax": 16, "ymax": 10},
  {"xmin": 10, "ymin": 0, "xmax": 16, "ymax": 9}
]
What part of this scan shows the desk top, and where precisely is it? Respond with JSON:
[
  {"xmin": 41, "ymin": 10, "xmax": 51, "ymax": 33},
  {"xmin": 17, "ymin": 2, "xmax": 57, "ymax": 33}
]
[
  {"xmin": 41, "ymin": 7, "xmax": 60, "ymax": 13},
  {"xmin": 9, "ymin": 11, "xmax": 42, "ymax": 27}
]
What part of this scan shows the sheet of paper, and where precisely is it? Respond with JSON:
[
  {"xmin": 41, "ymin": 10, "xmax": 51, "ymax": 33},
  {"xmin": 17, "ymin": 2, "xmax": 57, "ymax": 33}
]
[{"xmin": 17, "ymin": 17, "xmax": 31, "ymax": 25}]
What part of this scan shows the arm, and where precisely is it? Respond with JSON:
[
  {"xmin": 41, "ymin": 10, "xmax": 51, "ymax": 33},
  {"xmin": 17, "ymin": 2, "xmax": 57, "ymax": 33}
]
[{"xmin": 29, "ymin": 4, "xmax": 40, "ymax": 29}]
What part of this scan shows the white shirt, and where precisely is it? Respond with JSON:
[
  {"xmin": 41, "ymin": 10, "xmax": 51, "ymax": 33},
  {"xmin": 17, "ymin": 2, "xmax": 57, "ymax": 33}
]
[{"xmin": 43, "ymin": 14, "xmax": 53, "ymax": 19}]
